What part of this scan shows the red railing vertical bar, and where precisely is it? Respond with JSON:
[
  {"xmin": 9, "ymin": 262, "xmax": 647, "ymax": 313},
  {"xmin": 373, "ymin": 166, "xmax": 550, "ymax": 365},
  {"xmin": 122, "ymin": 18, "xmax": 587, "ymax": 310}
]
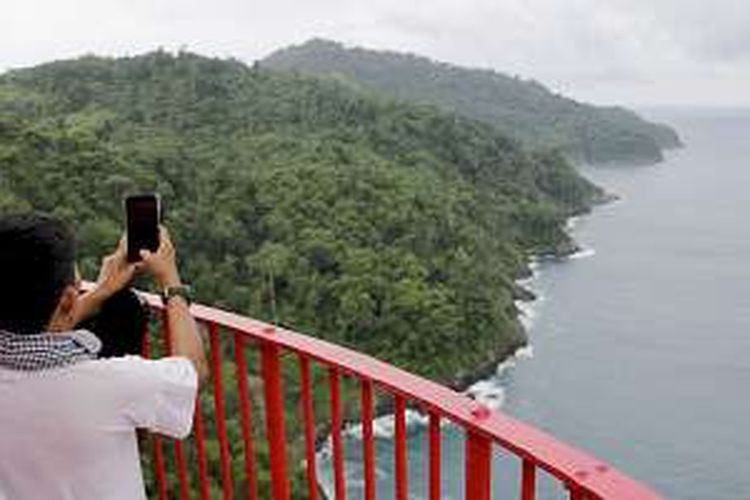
[
  {"xmin": 151, "ymin": 429, "xmax": 168, "ymax": 499},
  {"xmin": 298, "ymin": 355, "xmax": 318, "ymax": 500},
  {"xmin": 261, "ymin": 341, "xmax": 290, "ymax": 500},
  {"xmin": 234, "ymin": 332, "xmax": 258, "ymax": 500},
  {"xmin": 360, "ymin": 379, "xmax": 376, "ymax": 500},
  {"xmin": 569, "ymin": 486, "xmax": 580, "ymax": 500},
  {"xmin": 161, "ymin": 311, "xmax": 189, "ymax": 500},
  {"xmin": 521, "ymin": 459, "xmax": 536, "ymax": 500},
  {"xmin": 234, "ymin": 331, "xmax": 258, "ymax": 500},
  {"xmin": 465, "ymin": 431, "xmax": 492, "ymax": 500},
  {"xmin": 428, "ymin": 412, "xmax": 441, "ymax": 500},
  {"xmin": 394, "ymin": 395, "xmax": 408, "ymax": 500},
  {"xmin": 209, "ymin": 322, "xmax": 234, "ymax": 499},
  {"xmin": 568, "ymin": 484, "xmax": 589, "ymax": 500},
  {"xmin": 192, "ymin": 396, "xmax": 211, "ymax": 500},
  {"xmin": 141, "ymin": 324, "xmax": 168, "ymax": 500},
  {"xmin": 328, "ymin": 368, "xmax": 346, "ymax": 500},
  {"xmin": 172, "ymin": 440, "xmax": 189, "ymax": 500}
]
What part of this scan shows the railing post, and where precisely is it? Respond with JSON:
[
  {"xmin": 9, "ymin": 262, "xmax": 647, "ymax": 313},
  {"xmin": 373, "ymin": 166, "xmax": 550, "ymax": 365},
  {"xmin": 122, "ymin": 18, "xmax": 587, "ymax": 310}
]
[
  {"xmin": 299, "ymin": 354, "xmax": 318, "ymax": 500},
  {"xmin": 429, "ymin": 412, "xmax": 441, "ymax": 500},
  {"xmin": 234, "ymin": 332, "xmax": 258, "ymax": 500},
  {"xmin": 329, "ymin": 367, "xmax": 346, "ymax": 500},
  {"xmin": 192, "ymin": 397, "xmax": 211, "ymax": 500},
  {"xmin": 360, "ymin": 379, "xmax": 376, "ymax": 500},
  {"xmin": 209, "ymin": 323, "xmax": 234, "ymax": 500},
  {"xmin": 394, "ymin": 395, "xmax": 408, "ymax": 500},
  {"xmin": 568, "ymin": 483, "xmax": 589, "ymax": 500},
  {"xmin": 521, "ymin": 459, "xmax": 536, "ymax": 500},
  {"xmin": 465, "ymin": 430, "xmax": 492, "ymax": 500},
  {"xmin": 261, "ymin": 341, "xmax": 290, "ymax": 500}
]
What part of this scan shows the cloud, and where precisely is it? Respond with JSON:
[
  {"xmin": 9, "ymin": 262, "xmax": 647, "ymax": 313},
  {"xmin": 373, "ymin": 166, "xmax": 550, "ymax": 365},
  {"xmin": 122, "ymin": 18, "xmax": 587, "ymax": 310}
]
[
  {"xmin": 3, "ymin": 0, "xmax": 750, "ymax": 106},
  {"xmin": 625, "ymin": 0, "xmax": 750, "ymax": 63}
]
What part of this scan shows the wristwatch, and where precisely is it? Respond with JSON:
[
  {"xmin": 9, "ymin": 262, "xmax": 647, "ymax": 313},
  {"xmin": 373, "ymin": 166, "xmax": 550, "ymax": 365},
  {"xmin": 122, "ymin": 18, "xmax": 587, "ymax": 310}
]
[{"xmin": 161, "ymin": 284, "xmax": 193, "ymax": 306}]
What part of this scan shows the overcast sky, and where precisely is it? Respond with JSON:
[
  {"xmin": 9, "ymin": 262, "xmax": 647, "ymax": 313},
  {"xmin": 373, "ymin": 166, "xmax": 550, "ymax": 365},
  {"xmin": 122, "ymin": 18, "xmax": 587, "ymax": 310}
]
[{"xmin": 4, "ymin": 0, "xmax": 750, "ymax": 107}]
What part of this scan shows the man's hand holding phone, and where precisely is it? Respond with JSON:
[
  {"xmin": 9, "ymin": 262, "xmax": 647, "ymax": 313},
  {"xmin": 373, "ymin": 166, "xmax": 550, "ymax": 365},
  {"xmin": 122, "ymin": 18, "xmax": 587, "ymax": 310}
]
[
  {"xmin": 74, "ymin": 237, "xmax": 138, "ymax": 325},
  {"xmin": 96, "ymin": 237, "xmax": 138, "ymax": 298},
  {"xmin": 92, "ymin": 224, "xmax": 183, "ymax": 299},
  {"xmin": 138, "ymin": 226, "xmax": 182, "ymax": 289}
]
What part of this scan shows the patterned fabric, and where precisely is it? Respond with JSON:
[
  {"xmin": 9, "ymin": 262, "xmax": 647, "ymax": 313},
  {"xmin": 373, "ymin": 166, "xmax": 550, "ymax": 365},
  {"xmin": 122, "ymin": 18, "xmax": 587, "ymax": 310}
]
[{"xmin": 0, "ymin": 329, "xmax": 101, "ymax": 371}]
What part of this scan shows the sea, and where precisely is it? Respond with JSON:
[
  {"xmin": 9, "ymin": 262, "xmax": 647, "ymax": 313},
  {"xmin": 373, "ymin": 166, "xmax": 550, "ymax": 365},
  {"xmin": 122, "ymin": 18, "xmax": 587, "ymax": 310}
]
[{"xmin": 318, "ymin": 108, "xmax": 750, "ymax": 499}]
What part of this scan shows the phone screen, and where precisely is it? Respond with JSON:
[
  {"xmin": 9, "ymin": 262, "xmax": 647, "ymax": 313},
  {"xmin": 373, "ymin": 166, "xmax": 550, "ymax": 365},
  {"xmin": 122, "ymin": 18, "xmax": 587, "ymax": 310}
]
[{"xmin": 126, "ymin": 194, "xmax": 160, "ymax": 262}]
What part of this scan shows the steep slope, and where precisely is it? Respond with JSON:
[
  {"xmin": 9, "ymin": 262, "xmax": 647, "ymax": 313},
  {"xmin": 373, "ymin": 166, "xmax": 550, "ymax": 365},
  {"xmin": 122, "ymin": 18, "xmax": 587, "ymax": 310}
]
[{"xmin": 263, "ymin": 39, "xmax": 681, "ymax": 164}]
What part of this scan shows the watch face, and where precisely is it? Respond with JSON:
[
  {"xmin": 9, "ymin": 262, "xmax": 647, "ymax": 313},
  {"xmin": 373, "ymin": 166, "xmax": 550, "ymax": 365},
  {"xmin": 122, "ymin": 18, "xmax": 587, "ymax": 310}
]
[{"xmin": 162, "ymin": 285, "xmax": 192, "ymax": 305}]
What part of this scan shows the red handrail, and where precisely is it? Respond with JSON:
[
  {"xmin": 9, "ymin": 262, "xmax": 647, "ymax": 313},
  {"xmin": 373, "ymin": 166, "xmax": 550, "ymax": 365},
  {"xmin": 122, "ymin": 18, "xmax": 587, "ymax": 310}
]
[{"xmin": 118, "ymin": 283, "xmax": 660, "ymax": 499}]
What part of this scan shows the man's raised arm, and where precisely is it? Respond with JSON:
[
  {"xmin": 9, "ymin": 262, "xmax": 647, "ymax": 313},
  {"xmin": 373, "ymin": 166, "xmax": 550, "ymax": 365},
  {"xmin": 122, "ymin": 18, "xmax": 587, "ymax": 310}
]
[{"xmin": 140, "ymin": 226, "xmax": 209, "ymax": 384}]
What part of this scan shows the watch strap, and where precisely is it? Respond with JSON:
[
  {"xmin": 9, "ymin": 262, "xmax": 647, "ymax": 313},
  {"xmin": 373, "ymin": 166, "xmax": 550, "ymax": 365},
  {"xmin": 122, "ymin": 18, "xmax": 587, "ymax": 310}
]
[{"xmin": 161, "ymin": 284, "xmax": 193, "ymax": 305}]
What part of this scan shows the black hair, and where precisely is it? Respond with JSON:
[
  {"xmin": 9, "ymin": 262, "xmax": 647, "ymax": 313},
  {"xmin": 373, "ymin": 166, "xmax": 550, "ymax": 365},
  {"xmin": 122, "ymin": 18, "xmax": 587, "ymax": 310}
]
[
  {"xmin": 0, "ymin": 213, "xmax": 77, "ymax": 335},
  {"xmin": 78, "ymin": 288, "xmax": 148, "ymax": 358}
]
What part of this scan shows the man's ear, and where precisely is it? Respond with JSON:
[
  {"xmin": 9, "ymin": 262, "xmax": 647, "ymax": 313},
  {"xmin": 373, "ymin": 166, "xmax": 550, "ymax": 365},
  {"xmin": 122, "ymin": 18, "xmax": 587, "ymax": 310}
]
[{"xmin": 47, "ymin": 284, "xmax": 80, "ymax": 332}]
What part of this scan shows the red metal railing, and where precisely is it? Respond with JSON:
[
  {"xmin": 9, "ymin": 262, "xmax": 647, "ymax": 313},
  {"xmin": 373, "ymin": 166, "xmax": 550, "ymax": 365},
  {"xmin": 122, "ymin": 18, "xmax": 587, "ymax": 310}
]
[{"xmin": 127, "ymin": 285, "xmax": 660, "ymax": 500}]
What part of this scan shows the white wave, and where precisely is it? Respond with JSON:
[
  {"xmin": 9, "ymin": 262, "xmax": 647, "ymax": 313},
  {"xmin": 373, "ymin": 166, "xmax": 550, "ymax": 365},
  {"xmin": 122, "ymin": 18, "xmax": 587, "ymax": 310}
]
[
  {"xmin": 515, "ymin": 345, "xmax": 534, "ymax": 359},
  {"xmin": 371, "ymin": 415, "xmax": 396, "ymax": 439},
  {"xmin": 463, "ymin": 343, "xmax": 535, "ymax": 411},
  {"xmin": 515, "ymin": 294, "xmax": 543, "ymax": 330},
  {"xmin": 516, "ymin": 276, "xmax": 531, "ymax": 288},
  {"xmin": 568, "ymin": 247, "xmax": 596, "ymax": 260},
  {"xmin": 517, "ymin": 256, "xmax": 542, "ymax": 289},
  {"xmin": 493, "ymin": 357, "xmax": 515, "ymax": 378},
  {"xmin": 518, "ymin": 312, "xmax": 534, "ymax": 331},
  {"xmin": 341, "ymin": 409, "xmax": 429, "ymax": 441},
  {"xmin": 565, "ymin": 215, "xmax": 582, "ymax": 231},
  {"xmin": 465, "ymin": 379, "xmax": 506, "ymax": 410},
  {"xmin": 528, "ymin": 257, "xmax": 541, "ymax": 272}
]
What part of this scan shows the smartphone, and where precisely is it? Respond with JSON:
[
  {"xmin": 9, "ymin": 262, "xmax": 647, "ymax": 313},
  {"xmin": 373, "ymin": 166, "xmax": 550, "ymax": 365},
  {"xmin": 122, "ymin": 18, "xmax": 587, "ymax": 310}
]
[{"xmin": 125, "ymin": 194, "xmax": 160, "ymax": 262}]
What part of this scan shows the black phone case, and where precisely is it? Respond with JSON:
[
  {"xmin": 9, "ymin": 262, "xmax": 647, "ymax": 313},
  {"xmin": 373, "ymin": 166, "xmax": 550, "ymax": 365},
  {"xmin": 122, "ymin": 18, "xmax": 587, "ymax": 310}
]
[{"xmin": 126, "ymin": 195, "xmax": 160, "ymax": 262}]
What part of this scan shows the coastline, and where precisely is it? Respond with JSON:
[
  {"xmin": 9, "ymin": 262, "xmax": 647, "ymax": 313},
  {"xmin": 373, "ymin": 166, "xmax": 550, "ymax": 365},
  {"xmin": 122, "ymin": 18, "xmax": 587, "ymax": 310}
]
[
  {"xmin": 447, "ymin": 158, "xmax": 625, "ymax": 390},
  {"xmin": 324, "ymin": 190, "xmax": 613, "ymax": 427},
  {"xmin": 456, "ymin": 187, "xmax": 617, "ymax": 402},
  {"xmin": 314, "ymin": 180, "xmax": 617, "ymax": 499},
  {"xmin": 314, "ymin": 210, "xmax": 601, "ymax": 499}
]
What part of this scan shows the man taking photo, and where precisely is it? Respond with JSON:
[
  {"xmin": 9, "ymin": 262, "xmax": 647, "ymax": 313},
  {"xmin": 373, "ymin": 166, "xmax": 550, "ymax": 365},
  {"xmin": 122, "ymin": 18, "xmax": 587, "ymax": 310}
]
[{"xmin": 0, "ymin": 212, "xmax": 208, "ymax": 499}]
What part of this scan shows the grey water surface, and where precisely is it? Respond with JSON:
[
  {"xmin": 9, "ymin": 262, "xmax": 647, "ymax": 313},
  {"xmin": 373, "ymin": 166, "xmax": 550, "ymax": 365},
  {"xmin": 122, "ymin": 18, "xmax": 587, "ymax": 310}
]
[{"xmin": 320, "ymin": 109, "xmax": 750, "ymax": 500}]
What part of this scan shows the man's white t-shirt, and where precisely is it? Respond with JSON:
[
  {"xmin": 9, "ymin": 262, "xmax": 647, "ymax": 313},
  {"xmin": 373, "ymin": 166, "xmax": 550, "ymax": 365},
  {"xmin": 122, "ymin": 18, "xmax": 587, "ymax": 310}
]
[{"xmin": 0, "ymin": 355, "xmax": 198, "ymax": 500}]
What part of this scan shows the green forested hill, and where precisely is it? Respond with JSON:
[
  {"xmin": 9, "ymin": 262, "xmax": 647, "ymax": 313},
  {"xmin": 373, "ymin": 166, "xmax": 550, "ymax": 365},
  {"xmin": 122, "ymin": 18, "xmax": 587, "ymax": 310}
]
[
  {"xmin": 0, "ymin": 50, "xmax": 602, "ymax": 379},
  {"xmin": 262, "ymin": 39, "xmax": 682, "ymax": 164},
  {"xmin": 0, "ymin": 51, "xmax": 604, "ymax": 496}
]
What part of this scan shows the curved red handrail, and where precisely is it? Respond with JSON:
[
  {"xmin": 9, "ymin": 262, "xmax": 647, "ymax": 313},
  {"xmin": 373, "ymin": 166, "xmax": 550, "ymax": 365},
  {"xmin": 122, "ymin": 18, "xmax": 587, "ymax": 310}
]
[{"xmin": 110, "ymin": 283, "xmax": 660, "ymax": 500}]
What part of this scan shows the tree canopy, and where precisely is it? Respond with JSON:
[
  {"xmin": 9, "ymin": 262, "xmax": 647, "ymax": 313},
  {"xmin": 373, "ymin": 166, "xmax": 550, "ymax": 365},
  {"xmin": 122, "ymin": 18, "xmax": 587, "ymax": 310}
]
[{"xmin": 0, "ymin": 50, "xmax": 604, "ymax": 379}]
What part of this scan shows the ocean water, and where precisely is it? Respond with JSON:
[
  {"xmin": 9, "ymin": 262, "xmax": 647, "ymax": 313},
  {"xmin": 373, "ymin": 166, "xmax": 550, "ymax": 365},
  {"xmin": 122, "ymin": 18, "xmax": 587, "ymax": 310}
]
[{"xmin": 319, "ymin": 109, "xmax": 750, "ymax": 499}]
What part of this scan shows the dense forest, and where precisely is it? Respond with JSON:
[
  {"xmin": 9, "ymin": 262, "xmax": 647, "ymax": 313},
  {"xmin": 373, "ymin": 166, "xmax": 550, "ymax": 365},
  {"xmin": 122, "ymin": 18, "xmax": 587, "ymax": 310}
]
[
  {"xmin": 263, "ymin": 39, "xmax": 682, "ymax": 165},
  {"xmin": 0, "ymin": 51, "xmax": 604, "ymax": 497}
]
